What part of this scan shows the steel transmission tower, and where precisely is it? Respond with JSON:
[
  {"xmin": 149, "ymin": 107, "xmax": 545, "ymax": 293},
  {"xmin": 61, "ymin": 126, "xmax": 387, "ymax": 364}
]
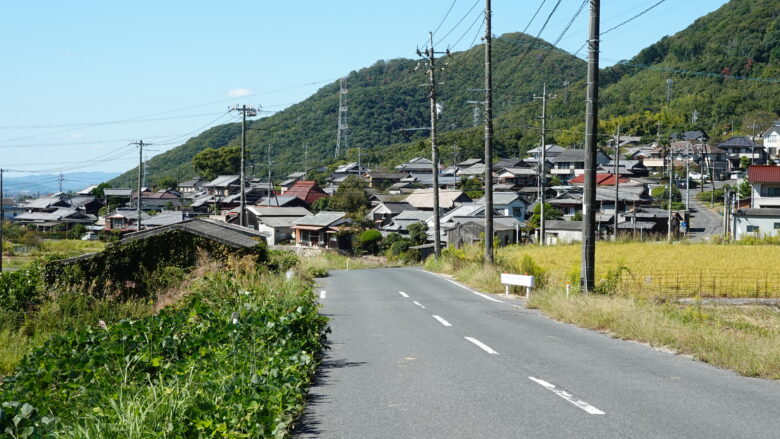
[{"xmin": 336, "ymin": 77, "xmax": 349, "ymax": 158}]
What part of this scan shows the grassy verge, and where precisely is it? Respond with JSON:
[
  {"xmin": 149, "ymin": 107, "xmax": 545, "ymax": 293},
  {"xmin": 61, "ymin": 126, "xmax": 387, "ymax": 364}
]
[
  {"xmin": 0, "ymin": 255, "xmax": 327, "ymax": 438},
  {"xmin": 297, "ymin": 251, "xmax": 389, "ymax": 278},
  {"xmin": 2, "ymin": 240, "xmax": 106, "ymax": 272},
  {"xmin": 529, "ymin": 291, "xmax": 780, "ymax": 379},
  {"xmin": 423, "ymin": 242, "xmax": 780, "ymax": 380}
]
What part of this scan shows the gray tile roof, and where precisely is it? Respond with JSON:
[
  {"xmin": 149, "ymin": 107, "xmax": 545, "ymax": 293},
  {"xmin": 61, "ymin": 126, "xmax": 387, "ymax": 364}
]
[
  {"xmin": 544, "ymin": 220, "xmax": 583, "ymax": 231},
  {"xmin": 292, "ymin": 211, "xmax": 347, "ymax": 227},
  {"xmin": 393, "ymin": 210, "xmax": 433, "ymax": 221},
  {"xmin": 206, "ymin": 175, "xmax": 240, "ymax": 187},
  {"xmin": 104, "ymin": 188, "xmax": 133, "ymax": 197},
  {"xmin": 248, "ymin": 206, "xmax": 311, "ymax": 217},
  {"xmin": 477, "ymin": 192, "xmax": 526, "ymax": 206},
  {"xmin": 122, "ymin": 218, "xmax": 267, "ymax": 248}
]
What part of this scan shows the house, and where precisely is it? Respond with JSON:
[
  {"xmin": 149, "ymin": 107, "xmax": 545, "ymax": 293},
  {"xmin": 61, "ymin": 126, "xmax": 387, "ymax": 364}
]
[
  {"xmin": 246, "ymin": 206, "xmax": 311, "ymax": 245},
  {"xmin": 492, "ymin": 158, "xmax": 526, "ymax": 171},
  {"xmin": 132, "ymin": 190, "xmax": 182, "ymax": 210},
  {"xmin": 496, "ymin": 167, "xmax": 537, "ymax": 189},
  {"xmin": 569, "ymin": 173, "xmax": 630, "ymax": 186},
  {"xmin": 205, "ymin": 175, "xmax": 240, "ymax": 197},
  {"xmin": 2, "ymin": 198, "xmax": 23, "ymax": 220},
  {"xmin": 334, "ymin": 162, "xmax": 366, "ymax": 175},
  {"xmin": 103, "ymin": 188, "xmax": 133, "ymax": 205},
  {"xmin": 69, "ymin": 195, "xmax": 104, "ymax": 215},
  {"xmin": 291, "ymin": 211, "xmax": 353, "ymax": 249},
  {"xmin": 599, "ymin": 159, "xmax": 649, "ymax": 177},
  {"xmin": 395, "ymin": 157, "xmax": 433, "ymax": 174},
  {"xmin": 541, "ymin": 221, "xmax": 583, "ymax": 245},
  {"xmin": 762, "ymin": 122, "xmax": 780, "ymax": 157},
  {"xmin": 382, "ymin": 210, "xmax": 432, "ymax": 236},
  {"xmin": 368, "ymin": 201, "xmax": 414, "ymax": 226},
  {"xmin": 121, "ymin": 217, "xmax": 268, "ymax": 247},
  {"xmin": 456, "ymin": 158, "xmax": 483, "ymax": 168},
  {"xmin": 716, "ymin": 136, "xmax": 766, "ymax": 167},
  {"xmin": 23, "ymin": 193, "xmax": 72, "ymax": 212},
  {"xmin": 15, "ymin": 208, "xmax": 97, "ymax": 231},
  {"xmin": 401, "ymin": 173, "xmax": 458, "ymax": 189},
  {"xmin": 476, "ymin": 192, "xmax": 529, "ymax": 220},
  {"xmin": 178, "ymin": 177, "xmax": 207, "ymax": 195},
  {"xmin": 76, "ymin": 184, "xmax": 99, "ymax": 196},
  {"xmin": 527, "ymin": 145, "xmax": 566, "ymax": 161},
  {"xmin": 279, "ymin": 171, "xmax": 307, "ymax": 193},
  {"xmin": 105, "ymin": 208, "xmax": 149, "ymax": 231},
  {"xmin": 255, "ymin": 195, "xmax": 310, "ymax": 208},
  {"xmin": 747, "ymin": 165, "xmax": 780, "ymax": 208},
  {"xmin": 363, "ymin": 172, "xmax": 407, "ymax": 189},
  {"xmin": 622, "ymin": 207, "xmax": 682, "ymax": 236},
  {"xmin": 404, "ymin": 189, "xmax": 472, "ymax": 211},
  {"xmin": 551, "ymin": 149, "xmax": 611, "ymax": 181},
  {"xmin": 446, "ymin": 218, "xmax": 521, "ymax": 248},
  {"xmin": 284, "ymin": 181, "xmax": 329, "ymax": 206},
  {"xmin": 732, "ymin": 208, "xmax": 780, "ymax": 239}
]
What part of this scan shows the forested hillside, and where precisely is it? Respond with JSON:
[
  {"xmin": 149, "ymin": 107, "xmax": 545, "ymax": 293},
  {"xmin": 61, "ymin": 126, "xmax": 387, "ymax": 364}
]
[
  {"xmin": 109, "ymin": 33, "xmax": 585, "ymax": 187},
  {"xmin": 111, "ymin": 0, "xmax": 780, "ymax": 187}
]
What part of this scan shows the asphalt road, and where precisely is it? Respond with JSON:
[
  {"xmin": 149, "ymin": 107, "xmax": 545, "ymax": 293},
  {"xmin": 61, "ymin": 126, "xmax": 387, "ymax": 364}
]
[
  {"xmin": 687, "ymin": 191, "xmax": 723, "ymax": 240},
  {"xmin": 294, "ymin": 268, "xmax": 780, "ymax": 438}
]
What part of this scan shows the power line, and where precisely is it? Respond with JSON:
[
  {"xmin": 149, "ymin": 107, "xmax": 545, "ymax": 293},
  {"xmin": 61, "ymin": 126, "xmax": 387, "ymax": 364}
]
[
  {"xmin": 520, "ymin": 1, "xmax": 548, "ymax": 37},
  {"xmin": 505, "ymin": 0, "xmax": 564, "ymax": 76},
  {"xmin": 574, "ymin": 0, "xmax": 668, "ymax": 56},
  {"xmin": 432, "ymin": 0, "xmax": 459, "ymax": 38},
  {"xmin": 434, "ymin": 0, "xmax": 481, "ymax": 48},
  {"xmin": 449, "ymin": 10, "xmax": 485, "ymax": 50}
]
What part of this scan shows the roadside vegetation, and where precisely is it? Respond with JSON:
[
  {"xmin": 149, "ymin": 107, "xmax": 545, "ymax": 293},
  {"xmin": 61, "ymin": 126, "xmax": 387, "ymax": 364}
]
[
  {"xmin": 423, "ymin": 241, "xmax": 780, "ymax": 380},
  {"xmin": 0, "ymin": 239, "xmax": 328, "ymax": 437},
  {"xmin": 1, "ymin": 222, "xmax": 106, "ymax": 271}
]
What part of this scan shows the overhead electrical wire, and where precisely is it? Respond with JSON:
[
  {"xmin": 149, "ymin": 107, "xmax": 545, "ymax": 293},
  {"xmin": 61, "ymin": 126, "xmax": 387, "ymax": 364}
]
[
  {"xmin": 574, "ymin": 0, "xmax": 668, "ymax": 56},
  {"xmin": 449, "ymin": 10, "xmax": 485, "ymax": 50},
  {"xmin": 434, "ymin": 0, "xmax": 482, "ymax": 48},
  {"xmin": 535, "ymin": 0, "xmax": 588, "ymax": 66},
  {"xmin": 506, "ymin": 0, "xmax": 564, "ymax": 74}
]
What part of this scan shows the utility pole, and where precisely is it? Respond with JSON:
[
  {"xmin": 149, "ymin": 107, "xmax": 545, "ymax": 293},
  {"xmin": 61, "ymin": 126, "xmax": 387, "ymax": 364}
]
[
  {"xmin": 230, "ymin": 104, "xmax": 257, "ymax": 227},
  {"xmin": 0, "ymin": 168, "xmax": 4, "ymax": 273},
  {"xmin": 668, "ymin": 150, "xmax": 673, "ymax": 242},
  {"xmin": 685, "ymin": 143, "xmax": 690, "ymax": 215},
  {"xmin": 58, "ymin": 173, "xmax": 64, "ymax": 194},
  {"xmin": 666, "ymin": 78, "xmax": 673, "ymax": 104},
  {"xmin": 534, "ymin": 83, "xmax": 554, "ymax": 246},
  {"xmin": 581, "ymin": 0, "xmax": 600, "ymax": 293},
  {"xmin": 336, "ymin": 78, "xmax": 349, "ymax": 158},
  {"xmin": 614, "ymin": 125, "xmax": 621, "ymax": 239},
  {"xmin": 416, "ymin": 32, "xmax": 448, "ymax": 259},
  {"xmin": 267, "ymin": 144, "xmax": 277, "ymax": 207},
  {"xmin": 130, "ymin": 140, "xmax": 150, "ymax": 232},
  {"xmin": 304, "ymin": 144, "xmax": 309, "ymax": 174},
  {"xmin": 484, "ymin": 0, "xmax": 495, "ymax": 263}
]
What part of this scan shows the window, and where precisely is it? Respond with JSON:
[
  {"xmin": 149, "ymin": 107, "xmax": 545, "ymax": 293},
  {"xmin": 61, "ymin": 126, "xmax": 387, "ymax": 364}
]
[
  {"xmin": 766, "ymin": 187, "xmax": 780, "ymax": 197},
  {"xmin": 774, "ymin": 223, "xmax": 780, "ymax": 230},
  {"xmin": 747, "ymin": 225, "xmax": 760, "ymax": 233},
  {"xmin": 512, "ymin": 207, "xmax": 524, "ymax": 218}
]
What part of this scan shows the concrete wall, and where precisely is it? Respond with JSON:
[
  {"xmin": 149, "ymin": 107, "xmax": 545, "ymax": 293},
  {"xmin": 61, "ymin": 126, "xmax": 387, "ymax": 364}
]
[{"xmin": 734, "ymin": 215, "xmax": 780, "ymax": 240}]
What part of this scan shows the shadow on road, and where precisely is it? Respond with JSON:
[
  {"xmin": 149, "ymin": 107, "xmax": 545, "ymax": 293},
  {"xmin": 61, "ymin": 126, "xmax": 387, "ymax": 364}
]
[{"xmin": 292, "ymin": 342, "xmax": 367, "ymax": 437}]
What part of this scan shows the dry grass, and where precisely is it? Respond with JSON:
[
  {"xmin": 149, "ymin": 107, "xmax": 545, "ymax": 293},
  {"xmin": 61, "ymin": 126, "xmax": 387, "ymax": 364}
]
[
  {"xmin": 529, "ymin": 291, "xmax": 780, "ymax": 379},
  {"xmin": 296, "ymin": 251, "xmax": 388, "ymax": 278},
  {"xmin": 425, "ymin": 242, "xmax": 780, "ymax": 298}
]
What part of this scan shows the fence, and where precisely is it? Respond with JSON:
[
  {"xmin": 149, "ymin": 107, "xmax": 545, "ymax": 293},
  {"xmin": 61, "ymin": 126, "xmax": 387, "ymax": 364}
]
[{"xmin": 615, "ymin": 270, "xmax": 780, "ymax": 300}]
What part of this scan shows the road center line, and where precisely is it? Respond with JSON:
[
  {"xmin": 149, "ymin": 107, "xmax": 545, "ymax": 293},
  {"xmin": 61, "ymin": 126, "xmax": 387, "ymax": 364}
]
[
  {"xmin": 528, "ymin": 377, "xmax": 605, "ymax": 415},
  {"xmin": 399, "ymin": 291, "xmax": 409, "ymax": 298},
  {"xmin": 412, "ymin": 301, "xmax": 426, "ymax": 309},
  {"xmin": 432, "ymin": 315, "xmax": 452, "ymax": 327},
  {"xmin": 464, "ymin": 337, "xmax": 499, "ymax": 355},
  {"xmin": 320, "ymin": 290, "xmax": 326, "ymax": 299}
]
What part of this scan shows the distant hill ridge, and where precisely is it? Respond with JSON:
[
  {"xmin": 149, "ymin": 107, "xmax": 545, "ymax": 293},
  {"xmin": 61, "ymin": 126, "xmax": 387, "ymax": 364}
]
[{"xmin": 110, "ymin": 0, "xmax": 780, "ymax": 187}]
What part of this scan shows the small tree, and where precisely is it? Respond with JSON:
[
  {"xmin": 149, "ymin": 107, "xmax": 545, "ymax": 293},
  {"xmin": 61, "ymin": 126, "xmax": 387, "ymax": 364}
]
[
  {"xmin": 356, "ymin": 229, "xmax": 382, "ymax": 255},
  {"xmin": 527, "ymin": 203, "xmax": 562, "ymax": 229},
  {"xmin": 310, "ymin": 197, "xmax": 331, "ymax": 214},
  {"xmin": 407, "ymin": 222, "xmax": 429, "ymax": 246},
  {"xmin": 329, "ymin": 176, "xmax": 370, "ymax": 214},
  {"xmin": 739, "ymin": 156, "xmax": 751, "ymax": 170}
]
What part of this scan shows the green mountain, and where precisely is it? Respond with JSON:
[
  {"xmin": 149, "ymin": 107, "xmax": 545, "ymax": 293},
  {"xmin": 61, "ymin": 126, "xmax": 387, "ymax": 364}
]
[
  {"xmin": 111, "ymin": 0, "xmax": 780, "ymax": 187},
  {"xmin": 109, "ymin": 33, "xmax": 586, "ymax": 187}
]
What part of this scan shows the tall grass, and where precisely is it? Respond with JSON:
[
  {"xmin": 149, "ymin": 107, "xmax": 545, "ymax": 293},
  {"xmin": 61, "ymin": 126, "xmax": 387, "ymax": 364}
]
[
  {"xmin": 529, "ymin": 291, "xmax": 780, "ymax": 379},
  {"xmin": 425, "ymin": 242, "xmax": 780, "ymax": 298}
]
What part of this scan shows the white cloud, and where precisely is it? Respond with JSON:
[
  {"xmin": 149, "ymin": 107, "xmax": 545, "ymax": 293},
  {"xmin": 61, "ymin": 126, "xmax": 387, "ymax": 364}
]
[
  {"xmin": 68, "ymin": 132, "xmax": 84, "ymax": 139},
  {"xmin": 227, "ymin": 88, "xmax": 253, "ymax": 98}
]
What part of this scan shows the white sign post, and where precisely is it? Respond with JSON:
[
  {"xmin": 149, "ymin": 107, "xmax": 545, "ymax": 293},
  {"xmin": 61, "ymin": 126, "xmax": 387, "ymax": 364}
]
[{"xmin": 500, "ymin": 273, "xmax": 535, "ymax": 298}]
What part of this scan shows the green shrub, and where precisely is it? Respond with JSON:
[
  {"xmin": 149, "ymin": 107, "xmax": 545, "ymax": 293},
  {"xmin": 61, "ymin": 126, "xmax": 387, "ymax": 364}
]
[
  {"xmin": 0, "ymin": 264, "xmax": 43, "ymax": 312},
  {"xmin": 0, "ymin": 267, "xmax": 328, "ymax": 438}
]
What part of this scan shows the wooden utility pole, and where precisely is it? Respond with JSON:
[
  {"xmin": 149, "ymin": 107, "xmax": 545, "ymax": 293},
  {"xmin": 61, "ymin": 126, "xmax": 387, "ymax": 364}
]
[
  {"xmin": 416, "ymin": 32, "xmax": 447, "ymax": 259},
  {"xmin": 130, "ymin": 140, "xmax": 150, "ymax": 232},
  {"xmin": 230, "ymin": 105, "xmax": 257, "ymax": 227},
  {"xmin": 614, "ymin": 125, "xmax": 620, "ymax": 239},
  {"xmin": 581, "ymin": 0, "xmax": 600, "ymax": 292},
  {"xmin": 484, "ymin": 0, "xmax": 495, "ymax": 263},
  {"xmin": 534, "ymin": 83, "xmax": 554, "ymax": 246},
  {"xmin": 0, "ymin": 168, "xmax": 4, "ymax": 273},
  {"xmin": 668, "ymin": 149, "xmax": 673, "ymax": 242}
]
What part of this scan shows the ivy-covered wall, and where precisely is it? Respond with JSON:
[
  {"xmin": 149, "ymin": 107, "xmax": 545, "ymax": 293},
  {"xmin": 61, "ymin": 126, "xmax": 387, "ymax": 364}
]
[{"xmin": 42, "ymin": 230, "xmax": 267, "ymax": 298}]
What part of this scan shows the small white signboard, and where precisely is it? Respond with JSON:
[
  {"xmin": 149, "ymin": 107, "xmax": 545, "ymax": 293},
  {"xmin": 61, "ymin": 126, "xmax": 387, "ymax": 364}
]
[{"xmin": 500, "ymin": 273, "xmax": 535, "ymax": 297}]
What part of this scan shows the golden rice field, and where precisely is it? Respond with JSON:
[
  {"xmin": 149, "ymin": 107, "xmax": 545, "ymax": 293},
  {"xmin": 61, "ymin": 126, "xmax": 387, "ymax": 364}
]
[{"xmin": 428, "ymin": 242, "xmax": 780, "ymax": 299}]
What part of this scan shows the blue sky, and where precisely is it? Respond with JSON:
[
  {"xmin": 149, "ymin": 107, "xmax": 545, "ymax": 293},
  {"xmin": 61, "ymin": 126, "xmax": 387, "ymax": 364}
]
[{"xmin": 0, "ymin": 0, "xmax": 729, "ymax": 177}]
